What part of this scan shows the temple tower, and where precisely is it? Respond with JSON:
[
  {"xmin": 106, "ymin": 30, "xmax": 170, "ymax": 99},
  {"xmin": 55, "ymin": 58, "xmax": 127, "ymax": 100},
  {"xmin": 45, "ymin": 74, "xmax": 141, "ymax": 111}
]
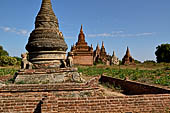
[
  {"xmin": 26, "ymin": 0, "xmax": 68, "ymax": 68},
  {"xmin": 93, "ymin": 43, "xmax": 100, "ymax": 62},
  {"xmin": 69, "ymin": 25, "xmax": 93, "ymax": 66},
  {"xmin": 100, "ymin": 41, "xmax": 107, "ymax": 62},
  {"xmin": 93, "ymin": 42, "xmax": 108, "ymax": 64},
  {"xmin": 122, "ymin": 47, "xmax": 135, "ymax": 65}
]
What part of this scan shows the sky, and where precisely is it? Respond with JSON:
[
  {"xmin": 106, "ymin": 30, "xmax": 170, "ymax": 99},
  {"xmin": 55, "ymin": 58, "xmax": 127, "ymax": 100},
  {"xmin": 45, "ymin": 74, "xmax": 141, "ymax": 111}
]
[{"xmin": 0, "ymin": 0, "xmax": 170, "ymax": 62}]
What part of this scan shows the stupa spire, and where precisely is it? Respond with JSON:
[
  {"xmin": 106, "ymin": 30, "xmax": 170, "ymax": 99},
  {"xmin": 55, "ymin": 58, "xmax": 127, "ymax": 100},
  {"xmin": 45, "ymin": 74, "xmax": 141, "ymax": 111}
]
[
  {"xmin": 96, "ymin": 43, "xmax": 100, "ymax": 50},
  {"xmin": 126, "ymin": 46, "xmax": 131, "ymax": 57},
  {"xmin": 102, "ymin": 41, "xmax": 104, "ymax": 48},
  {"xmin": 80, "ymin": 24, "xmax": 83, "ymax": 33},
  {"xmin": 77, "ymin": 25, "xmax": 85, "ymax": 43},
  {"xmin": 112, "ymin": 51, "xmax": 115, "ymax": 57},
  {"xmin": 35, "ymin": 0, "xmax": 58, "ymax": 29}
]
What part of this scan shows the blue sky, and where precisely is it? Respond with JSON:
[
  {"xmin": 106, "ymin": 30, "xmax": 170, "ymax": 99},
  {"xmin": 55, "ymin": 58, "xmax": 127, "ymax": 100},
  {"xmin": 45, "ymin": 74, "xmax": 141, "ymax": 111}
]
[{"xmin": 0, "ymin": 0, "xmax": 170, "ymax": 62}]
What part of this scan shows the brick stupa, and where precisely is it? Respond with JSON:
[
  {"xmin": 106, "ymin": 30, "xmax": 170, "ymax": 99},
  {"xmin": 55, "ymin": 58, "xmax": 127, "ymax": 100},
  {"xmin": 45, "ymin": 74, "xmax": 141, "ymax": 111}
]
[
  {"xmin": 122, "ymin": 47, "xmax": 135, "ymax": 65},
  {"xmin": 100, "ymin": 41, "xmax": 107, "ymax": 62},
  {"xmin": 14, "ymin": 0, "xmax": 85, "ymax": 84},
  {"xmin": 69, "ymin": 25, "xmax": 93, "ymax": 66},
  {"xmin": 93, "ymin": 43, "xmax": 100, "ymax": 62},
  {"xmin": 26, "ymin": 0, "xmax": 68, "ymax": 68},
  {"xmin": 93, "ymin": 42, "xmax": 107, "ymax": 64}
]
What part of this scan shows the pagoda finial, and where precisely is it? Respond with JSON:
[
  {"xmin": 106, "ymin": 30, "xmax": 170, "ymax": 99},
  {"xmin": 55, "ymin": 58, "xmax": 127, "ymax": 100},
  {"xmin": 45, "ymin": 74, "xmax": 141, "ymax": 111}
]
[
  {"xmin": 80, "ymin": 24, "xmax": 83, "ymax": 33},
  {"xmin": 112, "ymin": 51, "xmax": 115, "ymax": 57},
  {"xmin": 91, "ymin": 44, "xmax": 93, "ymax": 49},
  {"xmin": 77, "ymin": 25, "xmax": 85, "ymax": 43},
  {"xmin": 96, "ymin": 43, "xmax": 100, "ymax": 50},
  {"xmin": 102, "ymin": 41, "xmax": 104, "ymax": 48},
  {"xmin": 126, "ymin": 46, "xmax": 131, "ymax": 57},
  {"xmin": 90, "ymin": 44, "xmax": 93, "ymax": 51}
]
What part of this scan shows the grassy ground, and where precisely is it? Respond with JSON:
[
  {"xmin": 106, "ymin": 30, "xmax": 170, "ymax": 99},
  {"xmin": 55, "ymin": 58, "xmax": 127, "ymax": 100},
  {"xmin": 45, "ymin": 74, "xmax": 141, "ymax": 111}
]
[
  {"xmin": 0, "ymin": 64, "xmax": 170, "ymax": 88},
  {"xmin": 0, "ymin": 66, "xmax": 19, "ymax": 83},
  {"xmin": 78, "ymin": 63, "xmax": 170, "ymax": 87}
]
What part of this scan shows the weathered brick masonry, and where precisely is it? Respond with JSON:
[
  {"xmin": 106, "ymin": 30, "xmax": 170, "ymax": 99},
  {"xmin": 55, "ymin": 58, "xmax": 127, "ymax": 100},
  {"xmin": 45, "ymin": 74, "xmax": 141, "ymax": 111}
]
[
  {"xmin": 100, "ymin": 75, "xmax": 170, "ymax": 95},
  {"xmin": 0, "ymin": 84, "xmax": 170, "ymax": 113},
  {"xmin": 58, "ymin": 95, "xmax": 170, "ymax": 113}
]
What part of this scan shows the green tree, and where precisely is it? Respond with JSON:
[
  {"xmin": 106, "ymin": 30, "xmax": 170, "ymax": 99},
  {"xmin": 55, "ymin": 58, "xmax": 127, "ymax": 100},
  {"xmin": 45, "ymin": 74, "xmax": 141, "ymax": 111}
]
[
  {"xmin": 155, "ymin": 44, "xmax": 170, "ymax": 63},
  {"xmin": 0, "ymin": 45, "xmax": 9, "ymax": 56}
]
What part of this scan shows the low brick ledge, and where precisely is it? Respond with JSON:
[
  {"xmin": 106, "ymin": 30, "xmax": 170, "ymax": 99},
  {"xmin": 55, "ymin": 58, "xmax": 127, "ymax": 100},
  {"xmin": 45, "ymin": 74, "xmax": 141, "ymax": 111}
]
[
  {"xmin": 17, "ymin": 67, "xmax": 78, "ymax": 75},
  {"xmin": 100, "ymin": 75, "xmax": 170, "ymax": 95},
  {"xmin": 0, "ymin": 83, "xmax": 99, "ymax": 93},
  {"xmin": 57, "ymin": 94, "xmax": 170, "ymax": 100}
]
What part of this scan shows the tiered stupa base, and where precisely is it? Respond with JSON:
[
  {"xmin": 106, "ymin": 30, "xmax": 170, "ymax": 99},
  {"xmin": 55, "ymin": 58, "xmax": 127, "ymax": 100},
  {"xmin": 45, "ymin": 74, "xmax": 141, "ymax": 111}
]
[{"xmin": 14, "ymin": 67, "xmax": 85, "ymax": 84}]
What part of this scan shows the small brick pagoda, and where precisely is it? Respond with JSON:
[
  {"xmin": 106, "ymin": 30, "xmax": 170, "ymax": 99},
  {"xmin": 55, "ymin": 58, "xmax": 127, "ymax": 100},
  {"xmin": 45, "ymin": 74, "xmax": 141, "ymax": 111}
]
[
  {"xmin": 93, "ymin": 43, "xmax": 100, "ymax": 62},
  {"xmin": 93, "ymin": 41, "xmax": 108, "ymax": 64},
  {"xmin": 122, "ymin": 47, "xmax": 135, "ymax": 65},
  {"xmin": 69, "ymin": 25, "xmax": 93, "ymax": 66},
  {"xmin": 110, "ymin": 51, "xmax": 119, "ymax": 65},
  {"xmin": 100, "ymin": 41, "xmax": 107, "ymax": 62}
]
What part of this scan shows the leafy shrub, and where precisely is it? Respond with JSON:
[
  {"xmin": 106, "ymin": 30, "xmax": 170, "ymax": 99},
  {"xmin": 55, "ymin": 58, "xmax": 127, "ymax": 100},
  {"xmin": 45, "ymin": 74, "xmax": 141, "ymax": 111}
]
[
  {"xmin": 155, "ymin": 43, "xmax": 170, "ymax": 63},
  {"xmin": 134, "ymin": 60, "xmax": 142, "ymax": 64},
  {"xmin": 13, "ymin": 56, "xmax": 22, "ymax": 66},
  {"xmin": 143, "ymin": 60, "xmax": 156, "ymax": 64},
  {"xmin": 0, "ymin": 45, "xmax": 9, "ymax": 56},
  {"xmin": 0, "ymin": 56, "xmax": 17, "ymax": 66}
]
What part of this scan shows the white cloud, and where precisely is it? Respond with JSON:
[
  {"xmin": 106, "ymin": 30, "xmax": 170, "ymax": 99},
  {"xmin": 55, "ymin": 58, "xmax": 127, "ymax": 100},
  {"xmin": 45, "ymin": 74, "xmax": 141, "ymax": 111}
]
[
  {"xmin": 0, "ymin": 26, "xmax": 29, "ymax": 36},
  {"xmin": 3, "ymin": 27, "xmax": 11, "ymax": 32},
  {"xmin": 17, "ymin": 29, "xmax": 29, "ymax": 36},
  {"xmin": 87, "ymin": 31, "xmax": 155, "ymax": 38}
]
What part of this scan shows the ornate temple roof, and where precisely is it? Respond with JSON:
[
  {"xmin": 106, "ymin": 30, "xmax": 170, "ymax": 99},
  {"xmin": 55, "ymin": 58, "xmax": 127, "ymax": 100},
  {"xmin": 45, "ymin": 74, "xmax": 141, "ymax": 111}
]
[
  {"xmin": 76, "ymin": 25, "xmax": 88, "ymax": 46},
  {"xmin": 26, "ymin": 0, "xmax": 68, "ymax": 52}
]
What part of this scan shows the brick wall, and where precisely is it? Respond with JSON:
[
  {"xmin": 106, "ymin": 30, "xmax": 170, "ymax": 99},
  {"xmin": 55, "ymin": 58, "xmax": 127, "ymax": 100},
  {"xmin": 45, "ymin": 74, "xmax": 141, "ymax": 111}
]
[
  {"xmin": 0, "ymin": 92, "xmax": 57, "ymax": 113},
  {"xmin": 0, "ymin": 92, "xmax": 170, "ymax": 113},
  {"xmin": 0, "ymin": 83, "xmax": 98, "ymax": 92},
  {"xmin": 73, "ymin": 56, "xmax": 93, "ymax": 66},
  {"xmin": 100, "ymin": 75, "xmax": 170, "ymax": 95},
  {"xmin": 0, "ymin": 80, "xmax": 170, "ymax": 113},
  {"xmin": 58, "ymin": 94, "xmax": 170, "ymax": 113}
]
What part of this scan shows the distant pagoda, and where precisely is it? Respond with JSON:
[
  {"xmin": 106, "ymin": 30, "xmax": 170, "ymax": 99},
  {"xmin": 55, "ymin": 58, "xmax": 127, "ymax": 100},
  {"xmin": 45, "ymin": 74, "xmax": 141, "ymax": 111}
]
[
  {"xmin": 93, "ymin": 41, "xmax": 108, "ymax": 64},
  {"xmin": 69, "ymin": 25, "xmax": 93, "ymax": 66},
  {"xmin": 110, "ymin": 51, "xmax": 119, "ymax": 65},
  {"xmin": 122, "ymin": 47, "xmax": 135, "ymax": 65},
  {"xmin": 100, "ymin": 41, "xmax": 107, "ymax": 62},
  {"xmin": 93, "ymin": 43, "xmax": 100, "ymax": 62},
  {"xmin": 26, "ymin": 0, "xmax": 68, "ymax": 68}
]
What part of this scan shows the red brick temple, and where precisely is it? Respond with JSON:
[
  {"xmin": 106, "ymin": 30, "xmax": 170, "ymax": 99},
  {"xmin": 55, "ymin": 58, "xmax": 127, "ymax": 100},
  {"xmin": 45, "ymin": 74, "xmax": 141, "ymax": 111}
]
[
  {"xmin": 100, "ymin": 41, "xmax": 107, "ymax": 62},
  {"xmin": 69, "ymin": 25, "xmax": 93, "ymax": 66},
  {"xmin": 122, "ymin": 47, "xmax": 135, "ymax": 65},
  {"xmin": 93, "ymin": 41, "xmax": 108, "ymax": 63}
]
